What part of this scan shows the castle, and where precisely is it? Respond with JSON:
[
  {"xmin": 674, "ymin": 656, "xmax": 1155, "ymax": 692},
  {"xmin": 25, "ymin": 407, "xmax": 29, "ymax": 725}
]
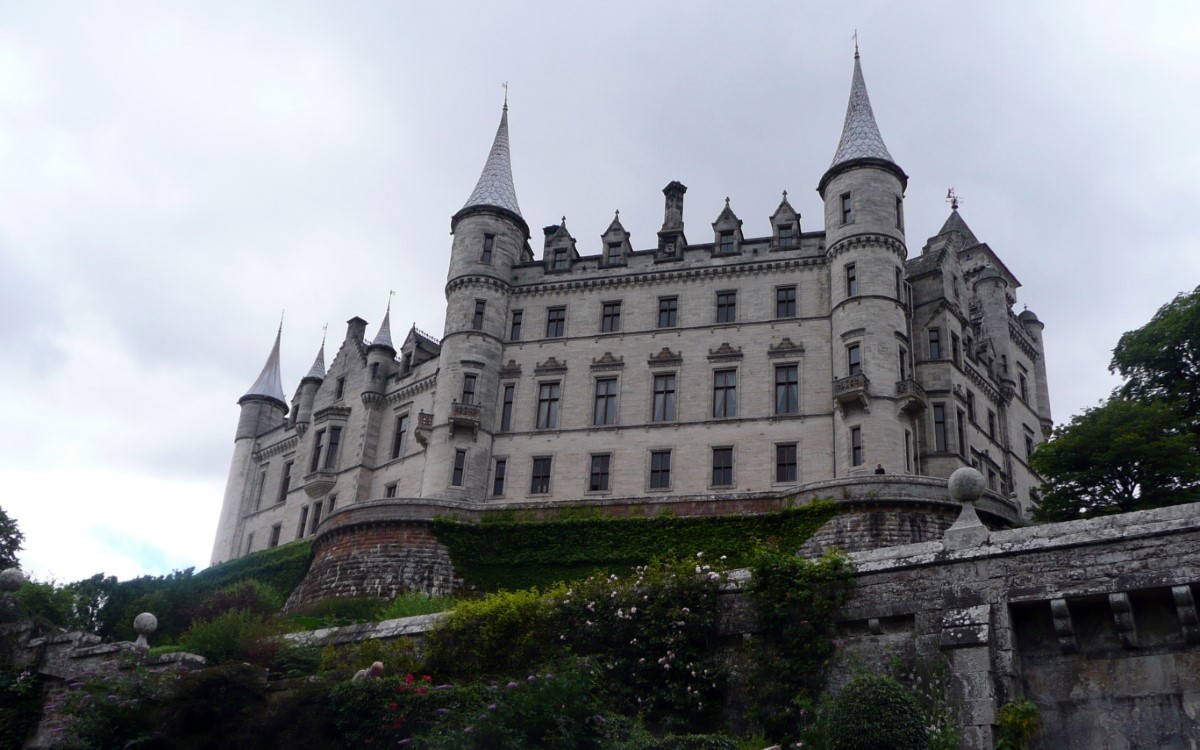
[{"xmin": 211, "ymin": 52, "xmax": 1053, "ymax": 566}]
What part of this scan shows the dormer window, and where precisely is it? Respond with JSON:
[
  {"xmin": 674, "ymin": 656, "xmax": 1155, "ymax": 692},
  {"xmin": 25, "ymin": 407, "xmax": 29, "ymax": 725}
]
[
  {"xmin": 481, "ymin": 234, "xmax": 494, "ymax": 263},
  {"xmin": 777, "ymin": 224, "xmax": 795, "ymax": 247},
  {"xmin": 552, "ymin": 248, "xmax": 569, "ymax": 270},
  {"xmin": 718, "ymin": 231, "xmax": 736, "ymax": 255},
  {"xmin": 605, "ymin": 242, "xmax": 623, "ymax": 265}
]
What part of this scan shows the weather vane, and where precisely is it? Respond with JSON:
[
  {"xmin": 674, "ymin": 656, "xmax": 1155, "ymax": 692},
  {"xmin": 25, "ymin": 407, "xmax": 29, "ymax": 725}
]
[
  {"xmin": 946, "ymin": 188, "xmax": 962, "ymax": 211},
  {"xmin": 853, "ymin": 30, "xmax": 859, "ymax": 58},
  {"xmin": 502, "ymin": 81, "xmax": 508, "ymax": 109}
]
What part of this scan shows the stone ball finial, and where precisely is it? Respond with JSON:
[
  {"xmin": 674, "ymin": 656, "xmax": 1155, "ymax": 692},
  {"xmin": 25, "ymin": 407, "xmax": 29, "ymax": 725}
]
[
  {"xmin": 134, "ymin": 612, "xmax": 158, "ymax": 636},
  {"xmin": 0, "ymin": 568, "xmax": 24, "ymax": 593},
  {"xmin": 948, "ymin": 467, "xmax": 985, "ymax": 504}
]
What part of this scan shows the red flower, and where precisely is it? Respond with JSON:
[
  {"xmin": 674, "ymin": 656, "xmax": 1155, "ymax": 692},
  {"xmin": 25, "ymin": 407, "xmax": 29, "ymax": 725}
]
[
  {"xmin": 405, "ymin": 674, "xmax": 415, "ymax": 684},
  {"xmin": 415, "ymin": 687, "xmax": 427, "ymax": 694},
  {"xmin": 392, "ymin": 719, "xmax": 404, "ymax": 730},
  {"xmin": 388, "ymin": 702, "xmax": 398, "ymax": 712},
  {"xmin": 422, "ymin": 675, "xmax": 432, "ymax": 682}
]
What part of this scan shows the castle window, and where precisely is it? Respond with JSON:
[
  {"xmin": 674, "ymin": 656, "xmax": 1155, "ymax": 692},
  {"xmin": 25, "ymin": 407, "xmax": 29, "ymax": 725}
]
[
  {"xmin": 296, "ymin": 506, "xmax": 309, "ymax": 540},
  {"xmin": 481, "ymin": 234, "xmax": 494, "ymax": 264},
  {"xmin": 1020, "ymin": 372, "xmax": 1029, "ymax": 402},
  {"xmin": 988, "ymin": 410, "xmax": 997, "ymax": 440},
  {"xmin": 327, "ymin": 494, "xmax": 336, "ymax": 512},
  {"xmin": 716, "ymin": 291, "xmax": 737, "ymax": 323},
  {"xmin": 324, "ymin": 426, "xmax": 342, "ymax": 470},
  {"xmin": 851, "ymin": 427, "xmax": 863, "ymax": 466},
  {"xmin": 472, "ymin": 300, "xmax": 486, "ymax": 331},
  {"xmin": 840, "ymin": 192, "xmax": 853, "ymax": 224},
  {"xmin": 309, "ymin": 429, "xmax": 325, "ymax": 473},
  {"xmin": 601, "ymin": 301, "xmax": 622, "ymax": 333},
  {"xmin": 776, "ymin": 443, "xmax": 797, "ymax": 483},
  {"xmin": 391, "ymin": 414, "xmax": 409, "ymax": 459},
  {"xmin": 776, "ymin": 286, "xmax": 797, "ymax": 318},
  {"xmin": 847, "ymin": 343, "xmax": 862, "ymax": 376},
  {"xmin": 712, "ymin": 369, "xmax": 737, "ymax": 418},
  {"xmin": 775, "ymin": 364, "xmax": 799, "ymax": 415},
  {"xmin": 268, "ymin": 524, "xmax": 281, "ymax": 549},
  {"xmin": 370, "ymin": 362, "xmax": 379, "ymax": 380},
  {"xmin": 593, "ymin": 377, "xmax": 618, "ymax": 426},
  {"xmin": 928, "ymin": 329, "xmax": 941, "ymax": 359},
  {"xmin": 310, "ymin": 500, "xmax": 323, "ymax": 534},
  {"xmin": 904, "ymin": 430, "xmax": 913, "ymax": 472},
  {"xmin": 335, "ymin": 377, "xmax": 345, "ymax": 400},
  {"xmin": 711, "ymin": 447, "xmax": 734, "ymax": 487},
  {"xmin": 536, "ymin": 382, "xmax": 561, "ymax": 429},
  {"xmin": 951, "ymin": 333, "xmax": 961, "ymax": 366},
  {"xmin": 1025, "ymin": 433, "xmax": 1035, "ymax": 459},
  {"xmin": 988, "ymin": 468, "xmax": 998, "ymax": 491},
  {"xmin": 552, "ymin": 248, "xmax": 569, "ymax": 270},
  {"xmin": 492, "ymin": 458, "xmax": 507, "ymax": 496},
  {"xmin": 967, "ymin": 392, "xmax": 976, "ymax": 424},
  {"xmin": 650, "ymin": 450, "xmax": 671, "ymax": 489},
  {"xmin": 545, "ymin": 306, "xmax": 566, "ymax": 338},
  {"xmin": 898, "ymin": 346, "xmax": 908, "ymax": 380},
  {"xmin": 461, "ymin": 374, "xmax": 477, "ymax": 405},
  {"xmin": 530, "ymin": 456, "xmax": 552, "ymax": 494},
  {"xmin": 718, "ymin": 231, "xmax": 736, "ymax": 255},
  {"xmin": 277, "ymin": 461, "xmax": 293, "ymax": 504},
  {"xmin": 895, "ymin": 196, "xmax": 904, "ymax": 229},
  {"xmin": 777, "ymin": 223, "xmax": 796, "ymax": 247},
  {"xmin": 252, "ymin": 467, "xmax": 268, "ymax": 510},
  {"xmin": 933, "ymin": 404, "xmax": 947, "ymax": 452},
  {"xmin": 957, "ymin": 409, "xmax": 967, "ymax": 457},
  {"xmin": 652, "ymin": 373, "xmax": 677, "ymax": 422},
  {"xmin": 385, "ymin": 482, "xmax": 397, "ymax": 498},
  {"xmin": 244, "ymin": 532, "xmax": 254, "ymax": 555},
  {"xmin": 605, "ymin": 242, "xmax": 623, "ymax": 265},
  {"xmin": 895, "ymin": 268, "xmax": 903, "ymax": 300},
  {"xmin": 845, "ymin": 263, "xmax": 858, "ymax": 296},
  {"xmin": 657, "ymin": 296, "xmax": 678, "ymax": 328},
  {"xmin": 510, "ymin": 310, "xmax": 523, "ymax": 340},
  {"xmin": 589, "ymin": 454, "xmax": 611, "ymax": 492},
  {"xmin": 500, "ymin": 384, "xmax": 515, "ymax": 431},
  {"xmin": 451, "ymin": 449, "xmax": 467, "ymax": 487}
]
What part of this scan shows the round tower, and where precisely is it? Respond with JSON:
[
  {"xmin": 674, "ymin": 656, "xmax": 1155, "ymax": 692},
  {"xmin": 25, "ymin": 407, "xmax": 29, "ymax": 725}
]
[
  {"xmin": 291, "ymin": 335, "xmax": 326, "ymax": 431},
  {"xmin": 819, "ymin": 50, "xmax": 915, "ymax": 476},
  {"xmin": 420, "ymin": 101, "xmax": 529, "ymax": 501},
  {"xmin": 211, "ymin": 326, "xmax": 288, "ymax": 564}
]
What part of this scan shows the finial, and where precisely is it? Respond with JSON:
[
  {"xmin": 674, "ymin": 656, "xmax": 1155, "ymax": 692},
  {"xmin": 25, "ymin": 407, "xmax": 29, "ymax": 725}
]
[
  {"xmin": 782, "ymin": 189, "xmax": 788, "ymax": 199},
  {"xmin": 321, "ymin": 323, "xmax": 328, "ymax": 345},
  {"xmin": 615, "ymin": 209, "xmax": 619, "ymax": 218},
  {"xmin": 561, "ymin": 215, "xmax": 567, "ymax": 226},
  {"xmin": 853, "ymin": 30, "xmax": 859, "ymax": 60},
  {"xmin": 502, "ymin": 81, "xmax": 508, "ymax": 111},
  {"xmin": 946, "ymin": 188, "xmax": 961, "ymax": 211},
  {"xmin": 724, "ymin": 196, "xmax": 730, "ymax": 206},
  {"xmin": 387, "ymin": 289, "xmax": 395, "ymax": 314},
  {"xmin": 278, "ymin": 309, "xmax": 285, "ymax": 332}
]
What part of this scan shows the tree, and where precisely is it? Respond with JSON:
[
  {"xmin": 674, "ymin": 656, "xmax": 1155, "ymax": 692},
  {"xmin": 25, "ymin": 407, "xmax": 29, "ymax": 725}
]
[
  {"xmin": 1031, "ymin": 398, "xmax": 1200, "ymax": 521},
  {"xmin": 0, "ymin": 504, "xmax": 24, "ymax": 568},
  {"xmin": 1111, "ymin": 285, "xmax": 1200, "ymax": 431}
]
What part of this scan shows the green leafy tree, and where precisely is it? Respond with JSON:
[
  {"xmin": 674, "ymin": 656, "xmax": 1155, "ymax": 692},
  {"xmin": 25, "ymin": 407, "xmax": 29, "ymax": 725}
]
[
  {"xmin": 1031, "ymin": 398, "xmax": 1200, "ymax": 521},
  {"xmin": 0, "ymin": 505, "xmax": 23, "ymax": 569},
  {"xmin": 1111, "ymin": 285, "xmax": 1200, "ymax": 431}
]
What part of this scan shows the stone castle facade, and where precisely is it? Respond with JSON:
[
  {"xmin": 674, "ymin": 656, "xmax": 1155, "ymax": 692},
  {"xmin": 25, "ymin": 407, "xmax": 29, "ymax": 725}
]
[{"xmin": 211, "ymin": 53, "xmax": 1053, "ymax": 566}]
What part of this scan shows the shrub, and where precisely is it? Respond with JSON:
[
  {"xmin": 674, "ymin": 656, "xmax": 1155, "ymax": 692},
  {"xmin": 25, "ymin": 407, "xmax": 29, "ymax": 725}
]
[
  {"xmin": 269, "ymin": 645, "xmax": 322, "ymax": 679},
  {"xmin": 0, "ymin": 669, "xmax": 42, "ymax": 750},
  {"xmin": 178, "ymin": 609, "xmax": 279, "ymax": 664},
  {"xmin": 182, "ymin": 580, "xmax": 282, "ymax": 624},
  {"xmin": 379, "ymin": 591, "xmax": 458, "ymax": 619},
  {"xmin": 53, "ymin": 668, "xmax": 161, "ymax": 750},
  {"xmin": 318, "ymin": 637, "xmax": 422, "ymax": 679},
  {"xmin": 424, "ymin": 587, "xmax": 563, "ymax": 677},
  {"xmin": 824, "ymin": 674, "xmax": 927, "ymax": 750},
  {"xmin": 152, "ymin": 663, "xmax": 267, "ymax": 750},
  {"xmin": 996, "ymin": 698, "xmax": 1041, "ymax": 750}
]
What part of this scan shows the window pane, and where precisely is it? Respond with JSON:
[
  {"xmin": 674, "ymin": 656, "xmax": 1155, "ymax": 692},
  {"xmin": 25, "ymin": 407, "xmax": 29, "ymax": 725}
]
[{"xmin": 775, "ymin": 365, "xmax": 798, "ymax": 414}]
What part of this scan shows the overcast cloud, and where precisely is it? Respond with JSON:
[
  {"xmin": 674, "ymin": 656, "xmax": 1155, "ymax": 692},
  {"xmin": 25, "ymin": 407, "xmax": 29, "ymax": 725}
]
[{"xmin": 2, "ymin": 1, "xmax": 1198, "ymax": 582}]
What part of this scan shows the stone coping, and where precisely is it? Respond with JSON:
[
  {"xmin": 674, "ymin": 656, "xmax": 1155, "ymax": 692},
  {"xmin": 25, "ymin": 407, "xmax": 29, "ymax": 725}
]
[
  {"xmin": 281, "ymin": 612, "xmax": 449, "ymax": 647},
  {"xmin": 851, "ymin": 500, "xmax": 1200, "ymax": 574}
]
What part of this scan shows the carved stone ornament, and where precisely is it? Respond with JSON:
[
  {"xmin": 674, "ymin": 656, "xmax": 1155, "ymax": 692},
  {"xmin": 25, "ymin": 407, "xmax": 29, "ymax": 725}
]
[
  {"xmin": 499, "ymin": 359, "xmax": 522, "ymax": 377},
  {"xmin": 768, "ymin": 337, "xmax": 804, "ymax": 358},
  {"xmin": 534, "ymin": 356, "xmax": 568, "ymax": 374},
  {"xmin": 707, "ymin": 342, "xmax": 743, "ymax": 361},
  {"xmin": 648, "ymin": 347, "xmax": 682, "ymax": 367},
  {"xmin": 591, "ymin": 352, "xmax": 625, "ymax": 371}
]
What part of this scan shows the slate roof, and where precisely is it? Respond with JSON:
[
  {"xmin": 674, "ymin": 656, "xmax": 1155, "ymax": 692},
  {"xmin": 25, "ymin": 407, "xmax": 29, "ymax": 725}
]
[
  {"xmin": 830, "ymin": 53, "xmax": 895, "ymax": 169},
  {"xmin": 242, "ymin": 327, "xmax": 287, "ymax": 404},
  {"xmin": 462, "ymin": 105, "xmax": 522, "ymax": 217}
]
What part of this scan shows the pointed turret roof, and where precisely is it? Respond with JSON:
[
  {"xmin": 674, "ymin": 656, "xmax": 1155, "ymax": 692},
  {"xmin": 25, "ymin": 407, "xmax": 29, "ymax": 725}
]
[
  {"xmin": 938, "ymin": 209, "xmax": 979, "ymax": 247},
  {"xmin": 370, "ymin": 301, "xmax": 395, "ymax": 350},
  {"xmin": 829, "ymin": 50, "xmax": 894, "ymax": 168},
  {"xmin": 461, "ymin": 103, "xmax": 522, "ymax": 217},
  {"xmin": 241, "ymin": 326, "xmax": 287, "ymax": 405},
  {"xmin": 303, "ymin": 334, "xmax": 326, "ymax": 381}
]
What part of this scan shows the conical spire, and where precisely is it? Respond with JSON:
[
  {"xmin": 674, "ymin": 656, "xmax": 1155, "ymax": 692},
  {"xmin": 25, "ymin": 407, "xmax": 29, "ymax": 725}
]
[
  {"xmin": 370, "ymin": 298, "xmax": 395, "ymax": 350},
  {"xmin": 303, "ymin": 330, "xmax": 326, "ymax": 380},
  {"xmin": 829, "ymin": 50, "xmax": 895, "ymax": 169},
  {"xmin": 241, "ymin": 325, "xmax": 286, "ymax": 405},
  {"xmin": 938, "ymin": 209, "xmax": 979, "ymax": 247},
  {"xmin": 462, "ymin": 102, "xmax": 522, "ymax": 217}
]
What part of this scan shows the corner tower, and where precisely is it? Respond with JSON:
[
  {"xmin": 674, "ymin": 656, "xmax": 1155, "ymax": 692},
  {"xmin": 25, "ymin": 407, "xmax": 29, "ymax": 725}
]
[
  {"xmin": 211, "ymin": 326, "xmax": 288, "ymax": 563},
  {"xmin": 819, "ymin": 50, "xmax": 916, "ymax": 476},
  {"xmin": 421, "ymin": 101, "xmax": 531, "ymax": 500}
]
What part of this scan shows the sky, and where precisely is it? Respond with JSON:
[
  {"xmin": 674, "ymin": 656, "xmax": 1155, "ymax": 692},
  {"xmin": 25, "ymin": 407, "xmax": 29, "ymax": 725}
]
[{"xmin": 2, "ymin": 1, "xmax": 1199, "ymax": 583}]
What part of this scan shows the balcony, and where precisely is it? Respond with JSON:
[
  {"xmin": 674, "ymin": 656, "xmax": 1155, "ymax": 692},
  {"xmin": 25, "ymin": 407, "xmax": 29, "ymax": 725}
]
[
  {"xmin": 895, "ymin": 379, "xmax": 928, "ymax": 414},
  {"xmin": 834, "ymin": 373, "xmax": 871, "ymax": 413},
  {"xmin": 414, "ymin": 411, "xmax": 433, "ymax": 447},
  {"xmin": 303, "ymin": 470, "xmax": 336, "ymax": 498},
  {"xmin": 449, "ymin": 401, "xmax": 482, "ymax": 439}
]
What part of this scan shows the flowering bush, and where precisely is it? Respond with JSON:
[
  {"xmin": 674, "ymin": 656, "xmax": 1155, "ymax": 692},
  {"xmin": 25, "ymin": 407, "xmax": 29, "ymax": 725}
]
[
  {"xmin": 0, "ymin": 668, "xmax": 43, "ymax": 750},
  {"xmin": 555, "ymin": 556, "xmax": 729, "ymax": 731}
]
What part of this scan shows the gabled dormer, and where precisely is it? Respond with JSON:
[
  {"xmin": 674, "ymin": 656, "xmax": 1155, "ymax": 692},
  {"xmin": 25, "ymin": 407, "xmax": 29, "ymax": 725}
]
[
  {"xmin": 711, "ymin": 198, "xmax": 744, "ymax": 256},
  {"xmin": 398, "ymin": 324, "xmax": 442, "ymax": 375},
  {"xmin": 600, "ymin": 210, "xmax": 631, "ymax": 267},
  {"xmin": 770, "ymin": 191, "xmax": 800, "ymax": 249},
  {"xmin": 542, "ymin": 218, "xmax": 579, "ymax": 274}
]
